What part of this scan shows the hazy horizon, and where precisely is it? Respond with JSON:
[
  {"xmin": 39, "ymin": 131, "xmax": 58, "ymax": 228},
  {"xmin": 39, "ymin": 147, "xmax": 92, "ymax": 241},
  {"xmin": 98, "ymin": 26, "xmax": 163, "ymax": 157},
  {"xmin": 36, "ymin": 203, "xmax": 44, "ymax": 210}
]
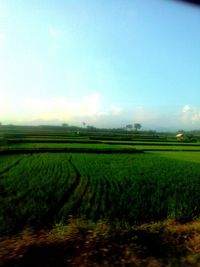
[{"xmin": 0, "ymin": 0, "xmax": 200, "ymax": 131}]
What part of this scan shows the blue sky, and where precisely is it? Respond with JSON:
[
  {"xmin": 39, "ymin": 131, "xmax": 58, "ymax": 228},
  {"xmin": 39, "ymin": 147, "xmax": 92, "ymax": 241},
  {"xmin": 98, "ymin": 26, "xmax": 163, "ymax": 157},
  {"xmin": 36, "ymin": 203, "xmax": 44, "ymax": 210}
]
[{"xmin": 0, "ymin": 0, "xmax": 200, "ymax": 130}]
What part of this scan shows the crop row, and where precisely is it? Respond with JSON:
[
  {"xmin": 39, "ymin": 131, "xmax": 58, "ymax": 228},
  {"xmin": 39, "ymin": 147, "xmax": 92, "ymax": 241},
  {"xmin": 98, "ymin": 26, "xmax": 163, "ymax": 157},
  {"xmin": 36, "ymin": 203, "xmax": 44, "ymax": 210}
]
[
  {"xmin": 71, "ymin": 154, "xmax": 200, "ymax": 222},
  {"xmin": 0, "ymin": 154, "xmax": 78, "ymax": 233},
  {"xmin": 1, "ymin": 153, "xmax": 200, "ymax": 234}
]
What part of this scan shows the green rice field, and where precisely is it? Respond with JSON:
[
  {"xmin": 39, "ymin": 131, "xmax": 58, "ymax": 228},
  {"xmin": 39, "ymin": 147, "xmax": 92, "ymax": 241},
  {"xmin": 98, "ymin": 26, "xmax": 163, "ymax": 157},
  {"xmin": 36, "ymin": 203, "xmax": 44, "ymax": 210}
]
[
  {"xmin": 2, "ymin": 126, "xmax": 200, "ymax": 266},
  {"xmin": 1, "ymin": 151, "xmax": 200, "ymax": 234}
]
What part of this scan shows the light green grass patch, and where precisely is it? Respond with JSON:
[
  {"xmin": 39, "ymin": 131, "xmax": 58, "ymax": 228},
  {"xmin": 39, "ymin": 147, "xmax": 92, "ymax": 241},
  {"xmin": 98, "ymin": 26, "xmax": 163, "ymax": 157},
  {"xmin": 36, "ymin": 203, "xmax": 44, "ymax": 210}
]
[{"xmin": 151, "ymin": 151, "xmax": 200, "ymax": 164}]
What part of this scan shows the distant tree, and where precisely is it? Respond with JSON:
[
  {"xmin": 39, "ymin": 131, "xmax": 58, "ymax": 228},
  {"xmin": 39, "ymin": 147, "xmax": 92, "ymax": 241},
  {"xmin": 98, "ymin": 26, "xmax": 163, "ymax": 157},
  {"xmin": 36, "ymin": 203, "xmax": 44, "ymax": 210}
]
[
  {"xmin": 86, "ymin": 125, "xmax": 96, "ymax": 131},
  {"xmin": 177, "ymin": 129, "xmax": 185, "ymax": 134},
  {"xmin": 134, "ymin": 123, "xmax": 142, "ymax": 132},
  {"xmin": 0, "ymin": 122, "xmax": 2, "ymax": 126},
  {"xmin": 147, "ymin": 130, "xmax": 156, "ymax": 134},
  {"xmin": 82, "ymin": 122, "xmax": 86, "ymax": 127},
  {"xmin": 126, "ymin": 124, "xmax": 133, "ymax": 131},
  {"xmin": 62, "ymin": 123, "xmax": 69, "ymax": 127},
  {"xmin": 186, "ymin": 133, "xmax": 196, "ymax": 142}
]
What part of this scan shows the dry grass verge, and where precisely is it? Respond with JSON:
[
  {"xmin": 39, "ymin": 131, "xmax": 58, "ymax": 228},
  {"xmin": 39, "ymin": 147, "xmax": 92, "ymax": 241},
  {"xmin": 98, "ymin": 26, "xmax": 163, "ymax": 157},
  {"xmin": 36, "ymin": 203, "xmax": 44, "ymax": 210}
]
[{"xmin": 1, "ymin": 218, "xmax": 200, "ymax": 266}]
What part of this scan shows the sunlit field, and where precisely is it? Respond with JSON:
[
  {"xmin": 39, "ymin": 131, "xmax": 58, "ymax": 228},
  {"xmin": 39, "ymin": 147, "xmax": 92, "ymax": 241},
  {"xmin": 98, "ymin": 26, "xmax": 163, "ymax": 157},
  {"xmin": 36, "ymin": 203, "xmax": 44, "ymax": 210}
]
[
  {"xmin": 1, "ymin": 152, "xmax": 200, "ymax": 235},
  {"xmin": 1, "ymin": 126, "xmax": 200, "ymax": 266}
]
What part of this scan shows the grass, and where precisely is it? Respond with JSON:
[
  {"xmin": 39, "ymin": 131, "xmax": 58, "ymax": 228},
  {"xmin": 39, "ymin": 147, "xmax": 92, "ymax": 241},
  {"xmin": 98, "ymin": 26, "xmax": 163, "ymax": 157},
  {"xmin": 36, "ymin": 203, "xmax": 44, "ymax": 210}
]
[
  {"xmin": 2, "ymin": 142, "xmax": 129, "ymax": 149},
  {"xmin": 2, "ymin": 142, "xmax": 200, "ymax": 153},
  {"xmin": 1, "ymin": 153, "xmax": 200, "ymax": 235},
  {"xmin": 152, "ymin": 151, "xmax": 200, "ymax": 164},
  {"xmin": 1, "ymin": 127, "xmax": 200, "ymax": 266},
  {"xmin": 0, "ymin": 154, "xmax": 78, "ymax": 233},
  {"xmin": 0, "ymin": 154, "xmax": 24, "ymax": 178}
]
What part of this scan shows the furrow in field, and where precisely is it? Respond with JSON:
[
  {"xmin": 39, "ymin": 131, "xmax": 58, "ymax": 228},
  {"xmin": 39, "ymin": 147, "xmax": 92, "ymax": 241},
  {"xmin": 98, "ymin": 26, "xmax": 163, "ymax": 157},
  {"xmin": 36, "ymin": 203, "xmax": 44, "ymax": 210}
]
[
  {"xmin": 84, "ymin": 186, "xmax": 96, "ymax": 217},
  {"xmin": 66, "ymin": 177, "xmax": 90, "ymax": 216},
  {"xmin": 56, "ymin": 156, "xmax": 90, "ymax": 220},
  {"xmin": 0, "ymin": 158, "xmax": 23, "ymax": 176},
  {"xmin": 44, "ymin": 156, "xmax": 82, "ymax": 224},
  {"xmin": 91, "ymin": 180, "xmax": 104, "ymax": 219},
  {"xmin": 68, "ymin": 155, "xmax": 81, "ymax": 181}
]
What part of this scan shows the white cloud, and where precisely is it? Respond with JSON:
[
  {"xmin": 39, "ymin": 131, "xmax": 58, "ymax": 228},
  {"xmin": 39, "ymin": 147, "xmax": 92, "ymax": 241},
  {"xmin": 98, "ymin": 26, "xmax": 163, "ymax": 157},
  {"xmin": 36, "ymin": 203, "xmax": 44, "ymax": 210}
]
[
  {"xmin": 23, "ymin": 94, "xmax": 102, "ymax": 121},
  {"xmin": 182, "ymin": 104, "xmax": 190, "ymax": 113},
  {"xmin": 1, "ymin": 93, "xmax": 123, "ymax": 124},
  {"xmin": 4, "ymin": 94, "xmax": 200, "ymax": 130},
  {"xmin": 181, "ymin": 105, "xmax": 200, "ymax": 127},
  {"xmin": 191, "ymin": 114, "xmax": 200, "ymax": 122},
  {"xmin": 0, "ymin": 92, "xmax": 127, "ymax": 126}
]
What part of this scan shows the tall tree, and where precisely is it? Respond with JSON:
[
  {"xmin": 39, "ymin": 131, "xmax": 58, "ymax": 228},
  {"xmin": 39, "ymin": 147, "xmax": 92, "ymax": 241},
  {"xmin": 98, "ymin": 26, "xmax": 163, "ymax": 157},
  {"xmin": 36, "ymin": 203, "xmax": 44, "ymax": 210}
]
[
  {"xmin": 134, "ymin": 123, "xmax": 141, "ymax": 132},
  {"xmin": 126, "ymin": 124, "xmax": 133, "ymax": 131}
]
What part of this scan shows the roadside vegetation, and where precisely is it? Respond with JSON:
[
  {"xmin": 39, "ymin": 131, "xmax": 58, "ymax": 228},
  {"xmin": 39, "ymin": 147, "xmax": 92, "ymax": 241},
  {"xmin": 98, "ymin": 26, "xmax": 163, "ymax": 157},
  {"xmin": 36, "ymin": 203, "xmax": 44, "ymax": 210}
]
[{"xmin": 1, "ymin": 218, "xmax": 200, "ymax": 267}]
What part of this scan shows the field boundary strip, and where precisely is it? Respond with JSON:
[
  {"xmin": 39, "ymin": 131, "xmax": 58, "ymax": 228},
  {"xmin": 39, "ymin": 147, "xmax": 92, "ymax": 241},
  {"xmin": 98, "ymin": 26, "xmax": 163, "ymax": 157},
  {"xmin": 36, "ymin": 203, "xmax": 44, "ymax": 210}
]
[
  {"xmin": 1, "ymin": 147, "xmax": 200, "ymax": 153},
  {"xmin": 0, "ymin": 148, "xmax": 144, "ymax": 154}
]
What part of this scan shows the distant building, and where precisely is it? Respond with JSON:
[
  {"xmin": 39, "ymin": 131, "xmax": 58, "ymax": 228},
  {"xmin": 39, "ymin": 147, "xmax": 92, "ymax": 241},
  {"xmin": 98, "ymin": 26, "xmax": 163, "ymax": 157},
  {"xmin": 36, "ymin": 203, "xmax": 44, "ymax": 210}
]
[{"xmin": 176, "ymin": 133, "xmax": 184, "ymax": 141}]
